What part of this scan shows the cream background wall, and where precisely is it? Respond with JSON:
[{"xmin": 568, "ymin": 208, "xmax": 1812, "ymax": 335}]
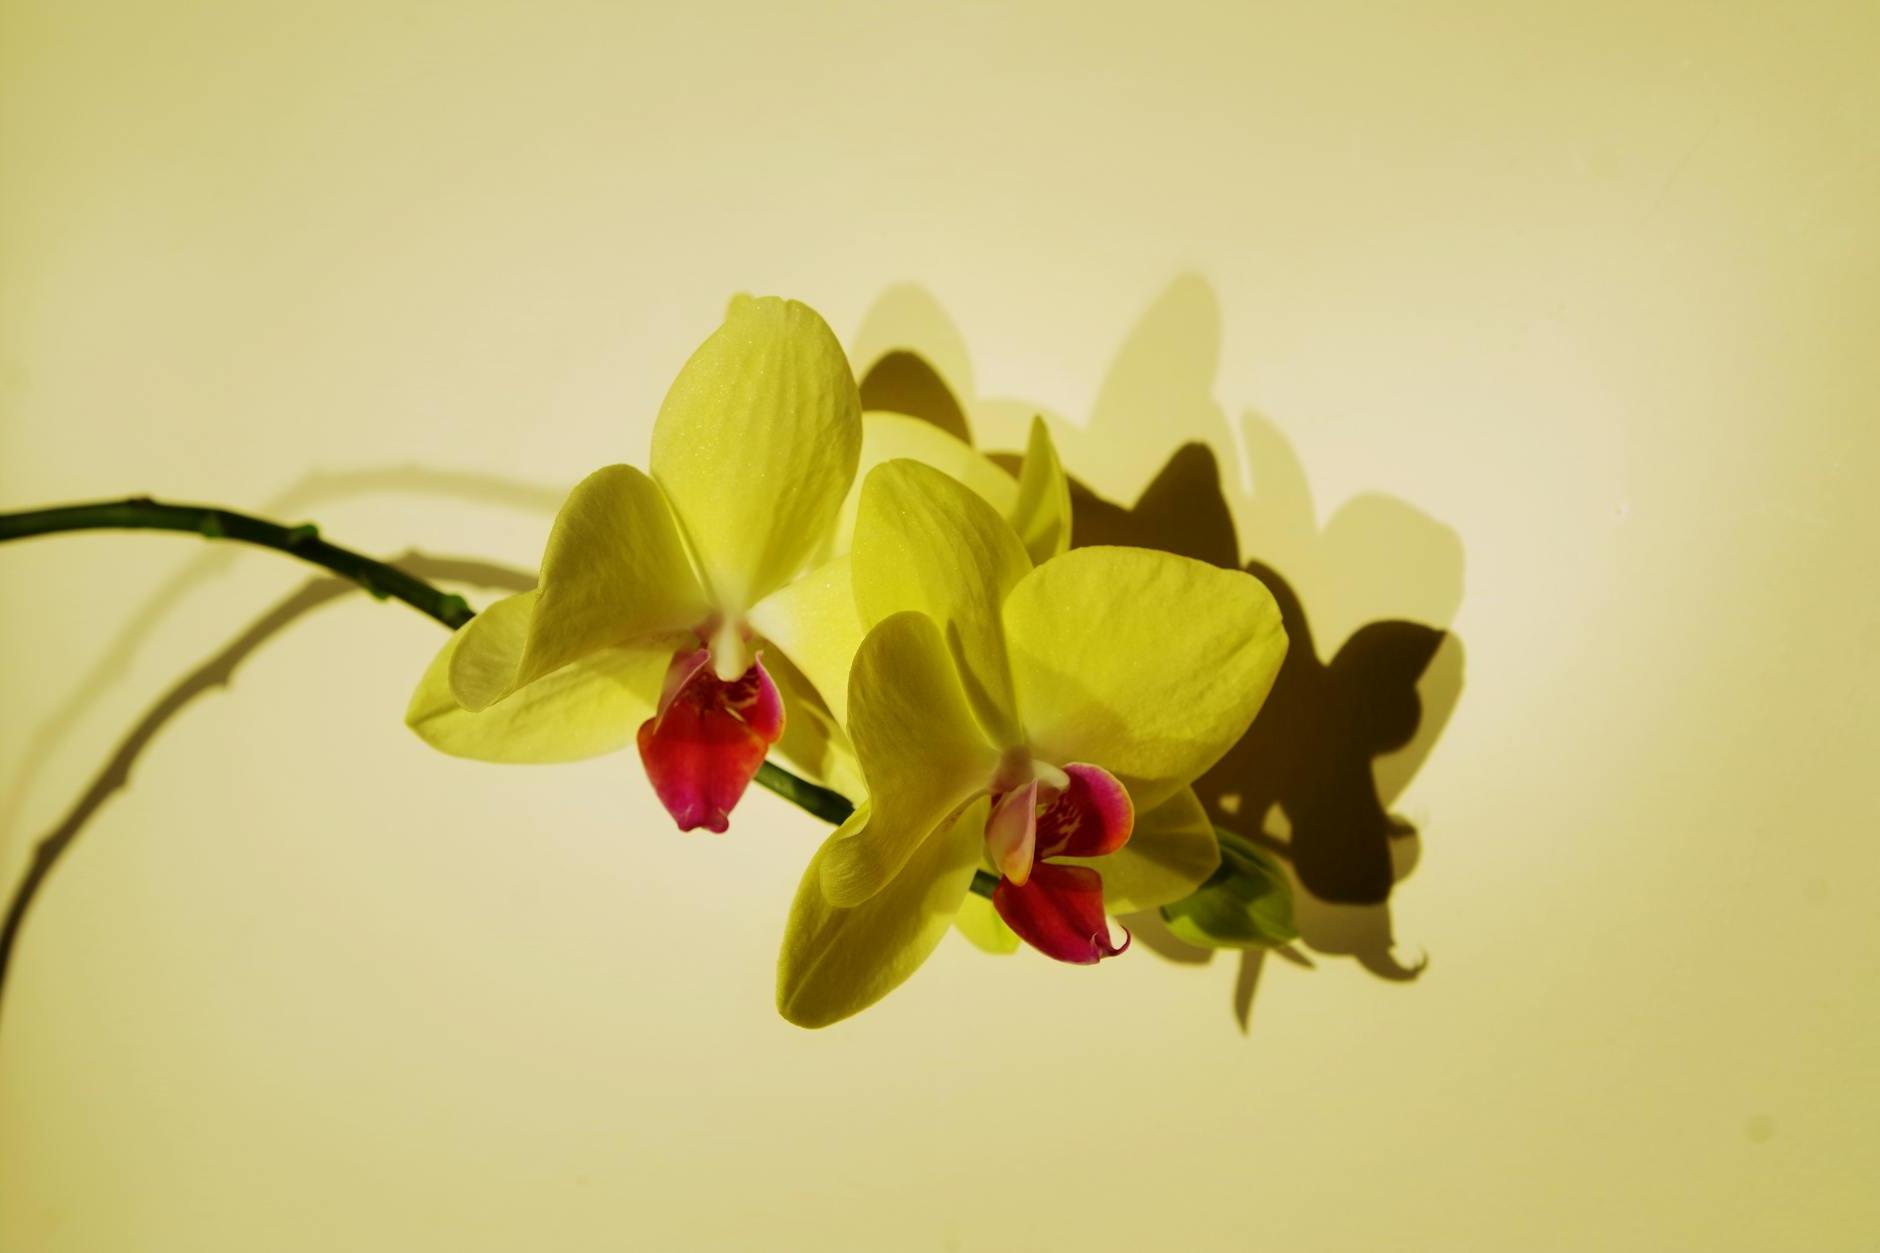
[{"xmin": 2, "ymin": 2, "xmax": 1875, "ymax": 1249}]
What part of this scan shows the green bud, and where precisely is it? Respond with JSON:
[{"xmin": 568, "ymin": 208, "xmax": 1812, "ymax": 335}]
[{"xmin": 1160, "ymin": 840, "xmax": 1299, "ymax": 949}]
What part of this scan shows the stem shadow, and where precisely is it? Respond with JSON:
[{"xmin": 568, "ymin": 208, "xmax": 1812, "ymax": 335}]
[
  {"xmin": 0, "ymin": 468, "xmax": 564, "ymax": 850},
  {"xmin": 0, "ymin": 555, "xmax": 533, "ymax": 1026}
]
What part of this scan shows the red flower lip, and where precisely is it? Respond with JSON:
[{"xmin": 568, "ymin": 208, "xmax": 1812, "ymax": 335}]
[
  {"xmin": 637, "ymin": 646, "xmax": 784, "ymax": 834},
  {"xmin": 989, "ymin": 763, "xmax": 1135, "ymax": 963},
  {"xmin": 994, "ymin": 863, "xmax": 1132, "ymax": 964}
]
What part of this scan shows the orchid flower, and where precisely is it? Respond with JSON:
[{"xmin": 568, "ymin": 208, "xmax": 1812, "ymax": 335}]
[
  {"xmin": 743, "ymin": 412, "xmax": 1071, "ymax": 797},
  {"xmin": 406, "ymin": 296, "xmax": 861, "ymax": 833},
  {"xmin": 776, "ymin": 460, "xmax": 1288, "ymax": 1026}
]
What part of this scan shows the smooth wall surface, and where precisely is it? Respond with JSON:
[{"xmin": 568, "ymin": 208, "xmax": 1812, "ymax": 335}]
[{"xmin": 2, "ymin": 3, "xmax": 1876, "ymax": 1249}]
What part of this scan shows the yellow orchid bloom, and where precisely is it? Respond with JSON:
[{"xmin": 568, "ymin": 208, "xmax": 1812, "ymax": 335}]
[
  {"xmin": 777, "ymin": 460, "xmax": 1288, "ymax": 1027},
  {"xmin": 742, "ymin": 411, "xmax": 1071, "ymax": 795},
  {"xmin": 406, "ymin": 295, "xmax": 861, "ymax": 833}
]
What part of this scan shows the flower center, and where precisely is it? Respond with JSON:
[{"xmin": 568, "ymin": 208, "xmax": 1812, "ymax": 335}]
[
  {"xmin": 981, "ymin": 761, "xmax": 1137, "ymax": 965},
  {"xmin": 635, "ymin": 642, "xmax": 783, "ymax": 834},
  {"xmin": 983, "ymin": 757, "xmax": 1128, "ymax": 886}
]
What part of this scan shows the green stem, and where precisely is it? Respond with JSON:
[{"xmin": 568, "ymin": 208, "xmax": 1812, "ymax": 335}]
[
  {"xmin": 0, "ymin": 496, "xmax": 996, "ymax": 897},
  {"xmin": 753, "ymin": 762, "xmax": 853, "ymax": 826},
  {"xmin": 0, "ymin": 498, "xmax": 475, "ymax": 628}
]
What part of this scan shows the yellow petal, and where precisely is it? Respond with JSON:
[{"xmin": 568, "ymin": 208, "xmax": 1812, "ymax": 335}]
[
  {"xmin": 851, "ymin": 459, "xmax": 1031, "ymax": 748},
  {"xmin": 445, "ymin": 589, "xmax": 536, "ymax": 714},
  {"xmin": 1003, "ymin": 547, "xmax": 1287, "ymax": 808},
  {"xmin": 777, "ymin": 797, "xmax": 987, "ymax": 1028},
  {"xmin": 1010, "ymin": 415, "xmax": 1072, "ymax": 566},
  {"xmin": 408, "ymin": 599, "xmax": 669, "ymax": 763},
  {"xmin": 760, "ymin": 646, "xmax": 867, "ymax": 802},
  {"xmin": 747, "ymin": 556, "xmax": 865, "ymax": 727},
  {"xmin": 649, "ymin": 295, "xmax": 862, "ymax": 612},
  {"xmin": 1058, "ymin": 785, "xmax": 1221, "ymax": 913},
  {"xmin": 819, "ymin": 611, "xmax": 1000, "ymax": 907},
  {"xmin": 953, "ymin": 890, "xmax": 1020, "ymax": 955},
  {"xmin": 828, "ymin": 412, "xmax": 1018, "ymax": 554},
  {"xmin": 449, "ymin": 466, "xmax": 706, "ymax": 711}
]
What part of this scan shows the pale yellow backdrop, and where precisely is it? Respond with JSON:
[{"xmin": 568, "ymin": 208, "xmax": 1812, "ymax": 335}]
[{"xmin": 2, "ymin": 2, "xmax": 1876, "ymax": 1250}]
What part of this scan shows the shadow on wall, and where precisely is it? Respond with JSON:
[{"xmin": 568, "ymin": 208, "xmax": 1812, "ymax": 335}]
[
  {"xmin": 0, "ymin": 470, "xmax": 569, "ymax": 1017},
  {"xmin": 852, "ymin": 275, "xmax": 1467, "ymax": 1031},
  {"xmin": 0, "ymin": 555, "xmax": 537, "ymax": 1011}
]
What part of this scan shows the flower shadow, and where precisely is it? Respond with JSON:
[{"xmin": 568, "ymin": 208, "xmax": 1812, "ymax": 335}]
[{"xmin": 851, "ymin": 275, "xmax": 1467, "ymax": 1032}]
